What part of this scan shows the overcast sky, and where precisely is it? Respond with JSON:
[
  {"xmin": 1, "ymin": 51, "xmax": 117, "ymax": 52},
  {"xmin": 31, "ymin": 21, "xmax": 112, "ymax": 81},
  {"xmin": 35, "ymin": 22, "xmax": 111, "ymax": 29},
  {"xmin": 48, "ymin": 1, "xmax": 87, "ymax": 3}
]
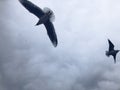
[{"xmin": 0, "ymin": 0, "xmax": 120, "ymax": 90}]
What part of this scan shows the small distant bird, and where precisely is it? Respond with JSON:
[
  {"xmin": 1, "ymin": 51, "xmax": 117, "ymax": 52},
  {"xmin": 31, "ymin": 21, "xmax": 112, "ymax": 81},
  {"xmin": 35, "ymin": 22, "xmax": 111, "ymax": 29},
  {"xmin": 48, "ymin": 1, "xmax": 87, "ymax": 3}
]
[
  {"xmin": 19, "ymin": 0, "xmax": 58, "ymax": 47},
  {"xmin": 106, "ymin": 39, "xmax": 119, "ymax": 63}
]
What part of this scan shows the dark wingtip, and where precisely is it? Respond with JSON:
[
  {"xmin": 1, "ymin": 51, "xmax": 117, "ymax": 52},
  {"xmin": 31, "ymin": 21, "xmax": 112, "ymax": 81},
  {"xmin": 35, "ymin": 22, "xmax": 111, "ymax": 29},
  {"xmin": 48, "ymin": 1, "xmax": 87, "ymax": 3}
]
[
  {"xmin": 113, "ymin": 56, "xmax": 117, "ymax": 64},
  {"xmin": 114, "ymin": 60, "xmax": 116, "ymax": 64},
  {"xmin": 108, "ymin": 38, "xmax": 110, "ymax": 42},
  {"xmin": 35, "ymin": 22, "xmax": 38, "ymax": 26},
  {"xmin": 52, "ymin": 40, "xmax": 58, "ymax": 47}
]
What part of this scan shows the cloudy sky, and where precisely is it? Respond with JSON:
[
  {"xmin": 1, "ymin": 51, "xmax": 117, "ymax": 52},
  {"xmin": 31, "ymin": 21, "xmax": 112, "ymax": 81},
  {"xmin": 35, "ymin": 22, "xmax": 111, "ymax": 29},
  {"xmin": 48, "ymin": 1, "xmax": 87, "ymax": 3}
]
[{"xmin": 0, "ymin": 0, "xmax": 120, "ymax": 90}]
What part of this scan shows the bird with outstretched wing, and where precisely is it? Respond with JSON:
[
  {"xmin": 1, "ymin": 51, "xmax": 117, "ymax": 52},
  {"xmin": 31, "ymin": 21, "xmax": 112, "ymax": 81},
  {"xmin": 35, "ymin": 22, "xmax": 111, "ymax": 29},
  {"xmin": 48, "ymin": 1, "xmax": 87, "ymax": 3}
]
[
  {"xmin": 19, "ymin": 0, "xmax": 58, "ymax": 47},
  {"xmin": 106, "ymin": 39, "xmax": 119, "ymax": 63}
]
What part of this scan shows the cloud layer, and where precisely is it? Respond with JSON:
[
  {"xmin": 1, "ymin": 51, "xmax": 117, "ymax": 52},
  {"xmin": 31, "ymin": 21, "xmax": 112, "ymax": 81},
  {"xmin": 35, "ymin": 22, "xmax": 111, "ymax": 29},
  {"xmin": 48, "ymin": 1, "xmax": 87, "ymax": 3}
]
[{"xmin": 0, "ymin": 0, "xmax": 120, "ymax": 90}]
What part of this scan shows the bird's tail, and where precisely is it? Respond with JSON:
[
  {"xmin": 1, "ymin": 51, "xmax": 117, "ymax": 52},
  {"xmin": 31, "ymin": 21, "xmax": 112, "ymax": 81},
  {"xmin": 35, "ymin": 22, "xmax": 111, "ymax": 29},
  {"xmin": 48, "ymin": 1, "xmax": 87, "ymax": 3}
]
[
  {"xmin": 35, "ymin": 20, "xmax": 43, "ymax": 26},
  {"xmin": 43, "ymin": 7, "xmax": 55, "ymax": 22}
]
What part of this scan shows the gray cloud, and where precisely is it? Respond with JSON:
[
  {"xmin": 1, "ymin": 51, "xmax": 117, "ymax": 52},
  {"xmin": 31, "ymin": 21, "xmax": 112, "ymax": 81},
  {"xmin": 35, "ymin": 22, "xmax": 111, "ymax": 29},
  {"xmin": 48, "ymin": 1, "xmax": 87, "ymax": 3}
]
[{"xmin": 0, "ymin": 0, "xmax": 120, "ymax": 90}]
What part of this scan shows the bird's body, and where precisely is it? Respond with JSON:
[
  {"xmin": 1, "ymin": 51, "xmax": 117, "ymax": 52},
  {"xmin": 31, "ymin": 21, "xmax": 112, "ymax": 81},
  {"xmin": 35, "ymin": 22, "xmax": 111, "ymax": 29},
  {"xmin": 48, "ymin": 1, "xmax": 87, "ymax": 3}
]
[
  {"xmin": 106, "ymin": 39, "xmax": 119, "ymax": 63},
  {"xmin": 106, "ymin": 50, "xmax": 119, "ymax": 57},
  {"xmin": 19, "ymin": 0, "xmax": 58, "ymax": 47},
  {"xmin": 36, "ymin": 10, "xmax": 53, "ymax": 25}
]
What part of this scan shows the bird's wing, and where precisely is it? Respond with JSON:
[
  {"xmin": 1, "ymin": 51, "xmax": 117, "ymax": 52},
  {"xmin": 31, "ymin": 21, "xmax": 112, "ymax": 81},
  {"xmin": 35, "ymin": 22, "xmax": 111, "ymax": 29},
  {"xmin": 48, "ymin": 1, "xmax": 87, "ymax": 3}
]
[
  {"xmin": 44, "ymin": 20, "xmax": 58, "ymax": 47},
  {"xmin": 113, "ymin": 54, "xmax": 116, "ymax": 63},
  {"xmin": 19, "ymin": 0, "xmax": 44, "ymax": 18},
  {"xmin": 108, "ymin": 39, "xmax": 114, "ymax": 51}
]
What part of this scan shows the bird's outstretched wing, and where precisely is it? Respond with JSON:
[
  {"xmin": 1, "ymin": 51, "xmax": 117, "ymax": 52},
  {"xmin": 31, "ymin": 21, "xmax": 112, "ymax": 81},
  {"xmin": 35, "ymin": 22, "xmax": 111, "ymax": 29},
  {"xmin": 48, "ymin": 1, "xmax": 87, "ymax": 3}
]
[
  {"xmin": 108, "ymin": 39, "xmax": 114, "ymax": 51},
  {"xmin": 44, "ymin": 20, "xmax": 58, "ymax": 47},
  {"xmin": 19, "ymin": 0, "xmax": 44, "ymax": 18}
]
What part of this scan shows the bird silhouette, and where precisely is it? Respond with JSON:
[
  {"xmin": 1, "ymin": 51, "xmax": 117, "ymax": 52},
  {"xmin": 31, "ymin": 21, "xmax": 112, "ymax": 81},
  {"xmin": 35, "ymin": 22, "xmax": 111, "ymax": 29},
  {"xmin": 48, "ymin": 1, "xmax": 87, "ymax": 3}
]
[
  {"xmin": 19, "ymin": 0, "xmax": 58, "ymax": 47},
  {"xmin": 106, "ymin": 39, "xmax": 119, "ymax": 63}
]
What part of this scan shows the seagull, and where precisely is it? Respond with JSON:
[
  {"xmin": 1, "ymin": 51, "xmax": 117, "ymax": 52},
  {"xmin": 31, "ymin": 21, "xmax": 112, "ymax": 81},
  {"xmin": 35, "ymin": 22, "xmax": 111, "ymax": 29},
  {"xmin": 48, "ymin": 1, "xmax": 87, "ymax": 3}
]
[
  {"xmin": 106, "ymin": 39, "xmax": 119, "ymax": 63},
  {"xmin": 19, "ymin": 0, "xmax": 58, "ymax": 47}
]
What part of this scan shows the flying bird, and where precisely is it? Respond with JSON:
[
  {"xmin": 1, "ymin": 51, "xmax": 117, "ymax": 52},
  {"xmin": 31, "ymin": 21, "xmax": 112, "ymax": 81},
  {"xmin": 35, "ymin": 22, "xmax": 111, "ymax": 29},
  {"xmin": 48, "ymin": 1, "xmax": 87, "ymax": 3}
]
[
  {"xmin": 106, "ymin": 39, "xmax": 119, "ymax": 63},
  {"xmin": 19, "ymin": 0, "xmax": 58, "ymax": 47}
]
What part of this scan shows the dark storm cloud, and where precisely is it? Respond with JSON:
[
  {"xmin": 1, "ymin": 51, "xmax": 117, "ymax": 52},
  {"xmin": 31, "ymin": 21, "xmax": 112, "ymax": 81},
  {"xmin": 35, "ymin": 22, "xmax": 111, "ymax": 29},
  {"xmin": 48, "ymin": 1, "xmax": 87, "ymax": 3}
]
[{"xmin": 0, "ymin": 0, "xmax": 120, "ymax": 90}]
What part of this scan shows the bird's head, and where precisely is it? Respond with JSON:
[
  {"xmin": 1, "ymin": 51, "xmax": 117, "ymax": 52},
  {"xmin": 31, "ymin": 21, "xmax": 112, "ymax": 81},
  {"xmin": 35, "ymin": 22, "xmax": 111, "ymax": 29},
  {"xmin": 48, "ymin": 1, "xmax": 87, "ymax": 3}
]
[
  {"xmin": 106, "ymin": 51, "xmax": 109, "ymax": 57},
  {"xmin": 43, "ymin": 7, "xmax": 55, "ymax": 22}
]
